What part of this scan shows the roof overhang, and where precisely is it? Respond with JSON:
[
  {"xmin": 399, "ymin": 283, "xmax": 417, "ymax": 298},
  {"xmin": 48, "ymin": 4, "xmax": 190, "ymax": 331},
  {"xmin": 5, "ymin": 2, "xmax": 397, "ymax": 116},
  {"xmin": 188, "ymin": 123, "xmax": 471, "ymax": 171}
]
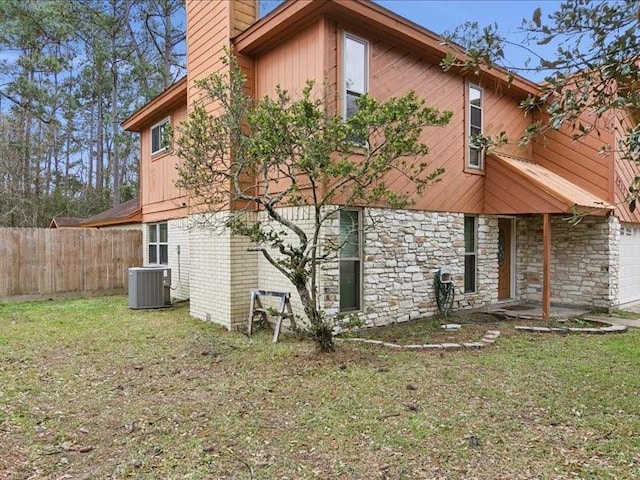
[
  {"xmin": 122, "ymin": 76, "xmax": 187, "ymax": 132},
  {"xmin": 485, "ymin": 154, "xmax": 614, "ymax": 215},
  {"xmin": 80, "ymin": 211, "xmax": 142, "ymax": 228},
  {"xmin": 80, "ymin": 199, "xmax": 142, "ymax": 228},
  {"xmin": 234, "ymin": 0, "xmax": 540, "ymax": 98},
  {"xmin": 48, "ymin": 217, "xmax": 84, "ymax": 228}
]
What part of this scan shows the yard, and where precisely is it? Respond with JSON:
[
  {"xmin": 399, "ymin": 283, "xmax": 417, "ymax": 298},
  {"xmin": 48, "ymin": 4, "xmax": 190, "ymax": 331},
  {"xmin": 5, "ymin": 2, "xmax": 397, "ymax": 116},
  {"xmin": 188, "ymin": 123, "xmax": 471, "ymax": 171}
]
[{"xmin": 1, "ymin": 297, "xmax": 639, "ymax": 479}]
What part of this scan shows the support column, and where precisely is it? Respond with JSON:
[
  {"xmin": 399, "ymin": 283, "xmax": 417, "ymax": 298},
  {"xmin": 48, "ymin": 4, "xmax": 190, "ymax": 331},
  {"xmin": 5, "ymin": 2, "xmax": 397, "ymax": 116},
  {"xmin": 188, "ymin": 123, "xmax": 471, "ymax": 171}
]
[{"xmin": 542, "ymin": 213, "xmax": 551, "ymax": 320}]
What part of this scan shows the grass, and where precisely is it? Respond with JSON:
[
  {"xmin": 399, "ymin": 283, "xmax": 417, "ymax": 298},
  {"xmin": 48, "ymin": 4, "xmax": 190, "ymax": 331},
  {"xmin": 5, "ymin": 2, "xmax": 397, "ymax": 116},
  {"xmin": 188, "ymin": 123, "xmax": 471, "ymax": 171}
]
[{"xmin": 1, "ymin": 297, "xmax": 639, "ymax": 479}]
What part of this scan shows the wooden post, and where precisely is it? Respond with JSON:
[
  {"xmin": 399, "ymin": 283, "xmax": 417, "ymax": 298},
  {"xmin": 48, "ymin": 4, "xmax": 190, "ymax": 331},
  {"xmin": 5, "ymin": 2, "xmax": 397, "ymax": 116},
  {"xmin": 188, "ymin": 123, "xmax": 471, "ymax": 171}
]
[{"xmin": 542, "ymin": 213, "xmax": 551, "ymax": 320}]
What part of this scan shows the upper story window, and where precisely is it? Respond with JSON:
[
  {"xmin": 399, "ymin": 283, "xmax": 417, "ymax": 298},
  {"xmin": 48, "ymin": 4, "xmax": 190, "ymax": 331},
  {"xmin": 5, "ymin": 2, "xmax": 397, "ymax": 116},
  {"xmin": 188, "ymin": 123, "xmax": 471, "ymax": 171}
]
[
  {"xmin": 468, "ymin": 84, "xmax": 483, "ymax": 169},
  {"xmin": 148, "ymin": 223, "xmax": 168, "ymax": 264},
  {"xmin": 151, "ymin": 118, "xmax": 170, "ymax": 155},
  {"xmin": 343, "ymin": 33, "xmax": 368, "ymax": 120}
]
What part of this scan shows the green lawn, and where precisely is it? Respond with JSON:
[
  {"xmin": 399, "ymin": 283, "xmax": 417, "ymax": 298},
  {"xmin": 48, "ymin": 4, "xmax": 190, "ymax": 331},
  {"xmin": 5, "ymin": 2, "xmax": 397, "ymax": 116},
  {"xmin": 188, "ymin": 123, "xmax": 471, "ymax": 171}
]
[{"xmin": 1, "ymin": 297, "xmax": 639, "ymax": 479}]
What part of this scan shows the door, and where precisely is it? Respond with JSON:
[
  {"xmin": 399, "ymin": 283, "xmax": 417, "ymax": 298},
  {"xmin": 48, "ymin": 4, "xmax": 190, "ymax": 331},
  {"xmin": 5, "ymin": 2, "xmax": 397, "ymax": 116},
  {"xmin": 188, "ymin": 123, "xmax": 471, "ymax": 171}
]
[{"xmin": 498, "ymin": 218, "xmax": 512, "ymax": 300}]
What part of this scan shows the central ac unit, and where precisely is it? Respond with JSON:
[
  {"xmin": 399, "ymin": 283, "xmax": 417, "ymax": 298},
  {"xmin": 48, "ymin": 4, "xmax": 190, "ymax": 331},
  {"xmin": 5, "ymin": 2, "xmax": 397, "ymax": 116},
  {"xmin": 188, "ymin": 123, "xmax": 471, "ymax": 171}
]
[{"xmin": 128, "ymin": 266, "xmax": 171, "ymax": 309}]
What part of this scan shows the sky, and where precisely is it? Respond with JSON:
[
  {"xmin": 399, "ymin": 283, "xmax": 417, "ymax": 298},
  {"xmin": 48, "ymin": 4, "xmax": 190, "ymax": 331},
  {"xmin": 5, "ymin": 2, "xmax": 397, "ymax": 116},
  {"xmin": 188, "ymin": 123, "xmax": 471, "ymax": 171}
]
[
  {"xmin": 261, "ymin": 0, "xmax": 565, "ymax": 82},
  {"xmin": 376, "ymin": 0, "xmax": 563, "ymax": 81}
]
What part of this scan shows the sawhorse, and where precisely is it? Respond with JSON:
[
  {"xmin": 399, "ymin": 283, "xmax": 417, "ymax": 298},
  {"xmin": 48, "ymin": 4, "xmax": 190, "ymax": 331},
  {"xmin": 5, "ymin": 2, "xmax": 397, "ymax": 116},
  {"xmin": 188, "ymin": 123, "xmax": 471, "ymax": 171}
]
[{"xmin": 247, "ymin": 289, "xmax": 294, "ymax": 343}]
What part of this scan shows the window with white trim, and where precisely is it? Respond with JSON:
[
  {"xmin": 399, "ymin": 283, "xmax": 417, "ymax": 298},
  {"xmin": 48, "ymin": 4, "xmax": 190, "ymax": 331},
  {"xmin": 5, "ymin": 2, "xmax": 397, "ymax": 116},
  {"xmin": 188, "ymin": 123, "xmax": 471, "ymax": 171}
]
[
  {"xmin": 151, "ymin": 118, "xmax": 170, "ymax": 155},
  {"xmin": 339, "ymin": 209, "xmax": 362, "ymax": 312},
  {"xmin": 468, "ymin": 84, "xmax": 483, "ymax": 169},
  {"xmin": 464, "ymin": 215, "xmax": 477, "ymax": 293},
  {"xmin": 148, "ymin": 223, "xmax": 168, "ymax": 264},
  {"xmin": 343, "ymin": 33, "xmax": 368, "ymax": 120}
]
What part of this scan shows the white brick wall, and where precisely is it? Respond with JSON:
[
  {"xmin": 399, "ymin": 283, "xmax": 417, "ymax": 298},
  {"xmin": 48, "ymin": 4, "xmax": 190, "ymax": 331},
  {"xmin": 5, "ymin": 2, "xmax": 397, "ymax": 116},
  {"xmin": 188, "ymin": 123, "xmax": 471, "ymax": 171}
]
[
  {"xmin": 188, "ymin": 213, "xmax": 259, "ymax": 330},
  {"xmin": 256, "ymin": 207, "xmax": 320, "ymax": 325},
  {"xmin": 142, "ymin": 218, "xmax": 190, "ymax": 301},
  {"xmin": 168, "ymin": 218, "xmax": 190, "ymax": 300}
]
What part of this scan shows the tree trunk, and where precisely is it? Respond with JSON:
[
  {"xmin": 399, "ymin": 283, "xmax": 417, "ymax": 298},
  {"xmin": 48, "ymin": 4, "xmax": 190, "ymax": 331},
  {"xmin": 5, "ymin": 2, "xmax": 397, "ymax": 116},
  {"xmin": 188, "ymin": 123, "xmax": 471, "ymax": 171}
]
[
  {"xmin": 111, "ymin": 56, "xmax": 120, "ymax": 205},
  {"xmin": 96, "ymin": 95, "xmax": 104, "ymax": 193},
  {"xmin": 162, "ymin": 0, "xmax": 172, "ymax": 88},
  {"xmin": 295, "ymin": 281, "xmax": 335, "ymax": 352}
]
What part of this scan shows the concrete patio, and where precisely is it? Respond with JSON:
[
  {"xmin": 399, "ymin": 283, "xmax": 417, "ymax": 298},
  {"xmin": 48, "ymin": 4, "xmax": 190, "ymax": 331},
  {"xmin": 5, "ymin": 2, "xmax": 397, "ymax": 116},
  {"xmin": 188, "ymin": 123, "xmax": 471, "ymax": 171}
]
[{"xmin": 488, "ymin": 303, "xmax": 640, "ymax": 328}]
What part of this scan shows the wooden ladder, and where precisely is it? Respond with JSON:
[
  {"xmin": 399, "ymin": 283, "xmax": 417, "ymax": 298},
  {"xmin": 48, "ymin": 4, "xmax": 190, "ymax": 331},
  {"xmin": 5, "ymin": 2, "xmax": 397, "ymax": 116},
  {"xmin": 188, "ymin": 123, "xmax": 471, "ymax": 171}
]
[{"xmin": 247, "ymin": 289, "xmax": 294, "ymax": 343}]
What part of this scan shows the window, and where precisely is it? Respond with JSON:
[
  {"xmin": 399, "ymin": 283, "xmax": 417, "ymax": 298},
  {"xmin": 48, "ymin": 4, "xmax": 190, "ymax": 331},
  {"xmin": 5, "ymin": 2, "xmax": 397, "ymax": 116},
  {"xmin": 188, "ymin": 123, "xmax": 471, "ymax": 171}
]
[
  {"xmin": 151, "ymin": 118, "xmax": 170, "ymax": 155},
  {"xmin": 464, "ymin": 216, "xmax": 477, "ymax": 293},
  {"xmin": 343, "ymin": 34, "xmax": 368, "ymax": 120},
  {"xmin": 467, "ymin": 84, "xmax": 483, "ymax": 169},
  {"xmin": 339, "ymin": 209, "xmax": 362, "ymax": 312},
  {"xmin": 148, "ymin": 223, "xmax": 168, "ymax": 264}
]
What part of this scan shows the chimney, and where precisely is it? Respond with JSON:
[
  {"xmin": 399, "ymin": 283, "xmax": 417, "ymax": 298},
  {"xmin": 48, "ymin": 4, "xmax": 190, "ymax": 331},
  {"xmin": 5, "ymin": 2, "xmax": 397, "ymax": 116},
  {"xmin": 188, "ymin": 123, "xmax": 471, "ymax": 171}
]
[{"xmin": 186, "ymin": 0, "xmax": 258, "ymax": 110}]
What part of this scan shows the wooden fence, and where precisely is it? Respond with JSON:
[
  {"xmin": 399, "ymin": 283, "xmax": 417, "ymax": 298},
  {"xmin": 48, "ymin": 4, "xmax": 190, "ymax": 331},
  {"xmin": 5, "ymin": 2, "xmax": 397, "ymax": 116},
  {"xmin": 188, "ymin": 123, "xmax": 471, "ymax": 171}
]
[{"xmin": 0, "ymin": 228, "xmax": 142, "ymax": 299}]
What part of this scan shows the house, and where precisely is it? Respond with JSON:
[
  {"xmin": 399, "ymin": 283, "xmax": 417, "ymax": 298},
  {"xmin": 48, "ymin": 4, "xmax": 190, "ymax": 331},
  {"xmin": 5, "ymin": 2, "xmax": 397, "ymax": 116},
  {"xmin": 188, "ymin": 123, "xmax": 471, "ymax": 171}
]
[
  {"xmin": 48, "ymin": 199, "xmax": 142, "ymax": 230},
  {"xmin": 80, "ymin": 198, "xmax": 143, "ymax": 230},
  {"xmin": 122, "ymin": 0, "xmax": 640, "ymax": 330},
  {"xmin": 49, "ymin": 217, "xmax": 84, "ymax": 228}
]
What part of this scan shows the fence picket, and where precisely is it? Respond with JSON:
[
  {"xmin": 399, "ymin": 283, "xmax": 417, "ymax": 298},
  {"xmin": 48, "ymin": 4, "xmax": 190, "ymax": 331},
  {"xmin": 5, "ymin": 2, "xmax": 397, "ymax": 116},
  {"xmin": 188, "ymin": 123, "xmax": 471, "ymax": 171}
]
[{"xmin": 0, "ymin": 228, "xmax": 142, "ymax": 298}]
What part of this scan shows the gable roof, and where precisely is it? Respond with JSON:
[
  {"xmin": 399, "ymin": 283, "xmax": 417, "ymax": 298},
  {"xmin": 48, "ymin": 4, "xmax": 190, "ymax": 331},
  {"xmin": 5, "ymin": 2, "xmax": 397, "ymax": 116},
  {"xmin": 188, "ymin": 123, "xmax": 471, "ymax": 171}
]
[
  {"xmin": 49, "ymin": 217, "xmax": 84, "ymax": 228},
  {"xmin": 234, "ymin": 0, "xmax": 540, "ymax": 99},
  {"xmin": 81, "ymin": 198, "xmax": 142, "ymax": 228},
  {"xmin": 485, "ymin": 153, "xmax": 614, "ymax": 215},
  {"xmin": 122, "ymin": 76, "xmax": 187, "ymax": 132}
]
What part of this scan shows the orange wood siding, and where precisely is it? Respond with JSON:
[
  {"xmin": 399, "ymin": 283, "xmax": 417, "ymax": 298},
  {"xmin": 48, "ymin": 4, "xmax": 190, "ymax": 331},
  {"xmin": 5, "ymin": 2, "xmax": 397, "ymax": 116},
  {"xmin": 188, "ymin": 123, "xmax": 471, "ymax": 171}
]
[
  {"xmin": 485, "ymin": 153, "xmax": 612, "ymax": 216},
  {"xmin": 231, "ymin": 0, "xmax": 258, "ymax": 36},
  {"xmin": 255, "ymin": 19, "xmax": 325, "ymax": 98},
  {"xmin": 251, "ymin": 18, "xmax": 534, "ymax": 214},
  {"xmin": 362, "ymin": 30, "xmax": 531, "ymax": 213},
  {"xmin": 614, "ymin": 113, "xmax": 640, "ymax": 223},
  {"xmin": 531, "ymin": 114, "xmax": 614, "ymax": 205},
  {"xmin": 486, "ymin": 157, "xmax": 579, "ymax": 214},
  {"xmin": 140, "ymin": 104, "xmax": 188, "ymax": 223},
  {"xmin": 186, "ymin": 0, "xmax": 257, "ymax": 110}
]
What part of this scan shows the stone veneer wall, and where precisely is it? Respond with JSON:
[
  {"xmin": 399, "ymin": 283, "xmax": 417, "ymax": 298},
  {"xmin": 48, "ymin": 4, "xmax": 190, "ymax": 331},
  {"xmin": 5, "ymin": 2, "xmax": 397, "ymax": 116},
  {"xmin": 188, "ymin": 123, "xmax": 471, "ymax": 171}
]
[
  {"xmin": 188, "ymin": 213, "xmax": 258, "ymax": 330},
  {"xmin": 142, "ymin": 217, "xmax": 190, "ymax": 301},
  {"xmin": 516, "ymin": 215, "xmax": 618, "ymax": 309},
  {"xmin": 321, "ymin": 209, "xmax": 499, "ymax": 327},
  {"xmin": 609, "ymin": 217, "xmax": 620, "ymax": 307},
  {"xmin": 254, "ymin": 206, "xmax": 500, "ymax": 329}
]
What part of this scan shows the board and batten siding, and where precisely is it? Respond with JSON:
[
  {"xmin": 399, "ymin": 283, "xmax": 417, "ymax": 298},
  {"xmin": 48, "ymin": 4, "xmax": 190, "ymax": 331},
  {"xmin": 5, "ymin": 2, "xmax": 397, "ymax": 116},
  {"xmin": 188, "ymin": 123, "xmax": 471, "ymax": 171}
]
[
  {"xmin": 0, "ymin": 228, "xmax": 142, "ymax": 298},
  {"xmin": 255, "ymin": 19, "xmax": 325, "ymax": 99}
]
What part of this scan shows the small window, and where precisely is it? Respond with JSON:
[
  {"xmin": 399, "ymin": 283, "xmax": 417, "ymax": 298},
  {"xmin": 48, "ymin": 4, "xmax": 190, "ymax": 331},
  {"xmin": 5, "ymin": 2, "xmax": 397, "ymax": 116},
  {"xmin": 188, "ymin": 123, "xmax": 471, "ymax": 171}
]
[
  {"xmin": 464, "ymin": 216, "xmax": 477, "ymax": 293},
  {"xmin": 467, "ymin": 84, "xmax": 483, "ymax": 169},
  {"xmin": 343, "ymin": 34, "xmax": 368, "ymax": 120},
  {"xmin": 339, "ymin": 209, "xmax": 362, "ymax": 312},
  {"xmin": 151, "ymin": 118, "xmax": 170, "ymax": 155},
  {"xmin": 148, "ymin": 223, "xmax": 168, "ymax": 264}
]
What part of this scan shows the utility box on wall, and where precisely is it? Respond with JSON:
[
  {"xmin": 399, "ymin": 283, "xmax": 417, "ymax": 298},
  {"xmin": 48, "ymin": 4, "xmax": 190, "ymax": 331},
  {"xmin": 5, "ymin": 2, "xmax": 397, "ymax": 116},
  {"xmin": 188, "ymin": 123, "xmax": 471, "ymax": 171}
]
[{"xmin": 128, "ymin": 267, "xmax": 171, "ymax": 309}]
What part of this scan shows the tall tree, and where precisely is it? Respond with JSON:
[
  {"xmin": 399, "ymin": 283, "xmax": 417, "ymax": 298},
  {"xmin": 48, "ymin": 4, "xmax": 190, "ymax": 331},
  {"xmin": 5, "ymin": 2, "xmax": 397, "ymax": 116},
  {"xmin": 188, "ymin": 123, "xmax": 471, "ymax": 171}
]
[{"xmin": 0, "ymin": 0, "xmax": 186, "ymax": 224}]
